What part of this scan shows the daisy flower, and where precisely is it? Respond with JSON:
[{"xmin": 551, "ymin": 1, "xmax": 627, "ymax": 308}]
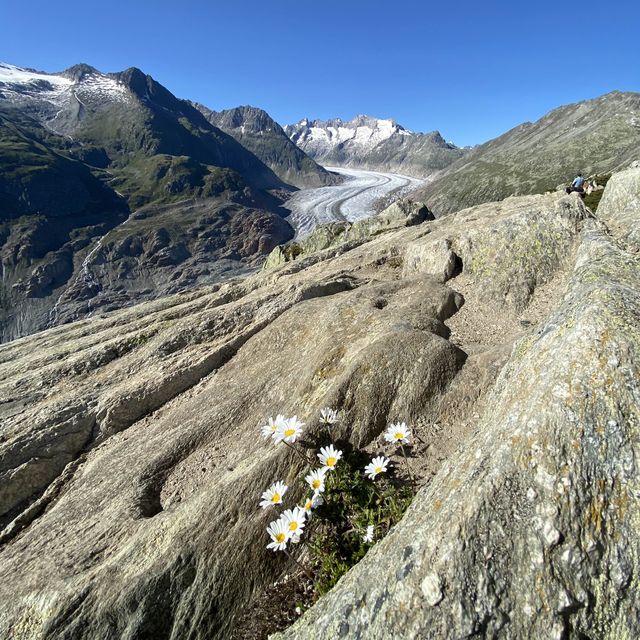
[
  {"xmin": 384, "ymin": 422, "xmax": 411, "ymax": 445},
  {"xmin": 266, "ymin": 518, "xmax": 290, "ymax": 551},
  {"xmin": 362, "ymin": 524, "xmax": 374, "ymax": 543},
  {"xmin": 259, "ymin": 480, "xmax": 288, "ymax": 509},
  {"xmin": 280, "ymin": 507, "xmax": 307, "ymax": 539},
  {"xmin": 274, "ymin": 416, "xmax": 305, "ymax": 444},
  {"xmin": 261, "ymin": 415, "xmax": 286, "ymax": 440},
  {"xmin": 364, "ymin": 455, "xmax": 390, "ymax": 480},
  {"xmin": 318, "ymin": 444, "xmax": 342, "ymax": 471},
  {"xmin": 305, "ymin": 468, "xmax": 327, "ymax": 494},
  {"xmin": 320, "ymin": 407, "xmax": 338, "ymax": 425},
  {"xmin": 302, "ymin": 494, "xmax": 323, "ymax": 518}
]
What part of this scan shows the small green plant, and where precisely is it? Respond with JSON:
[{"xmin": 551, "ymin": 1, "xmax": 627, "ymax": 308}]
[
  {"xmin": 258, "ymin": 411, "xmax": 416, "ymax": 601},
  {"xmin": 583, "ymin": 174, "xmax": 612, "ymax": 212},
  {"xmin": 308, "ymin": 451, "xmax": 414, "ymax": 595},
  {"xmin": 283, "ymin": 242, "xmax": 303, "ymax": 261}
]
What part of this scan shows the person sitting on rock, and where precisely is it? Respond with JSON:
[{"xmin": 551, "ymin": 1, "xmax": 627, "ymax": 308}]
[{"xmin": 566, "ymin": 173, "xmax": 585, "ymax": 195}]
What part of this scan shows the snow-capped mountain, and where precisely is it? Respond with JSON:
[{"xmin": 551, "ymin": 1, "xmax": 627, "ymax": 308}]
[
  {"xmin": 285, "ymin": 115, "xmax": 464, "ymax": 177},
  {"xmin": 0, "ymin": 62, "xmax": 133, "ymax": 136}
]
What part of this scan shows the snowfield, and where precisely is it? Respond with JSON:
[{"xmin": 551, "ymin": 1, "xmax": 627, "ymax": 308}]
[
  {"xmin": 284, "ymin": 166, "xmax": 424, "ymax": 238},
  {"xmin": 0, "ymin": 62, "xmax": 132, "ymax": 122}
]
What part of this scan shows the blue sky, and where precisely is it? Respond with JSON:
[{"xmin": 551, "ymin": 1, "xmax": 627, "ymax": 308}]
[{"xmin": 3, "ymin": 0, "xmax": 639, "ymax": 146}]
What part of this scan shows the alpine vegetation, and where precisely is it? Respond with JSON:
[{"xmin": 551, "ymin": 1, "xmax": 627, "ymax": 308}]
[
  {"xmin": 260, "ymin": 481, "xmax": 288, "ymax": 509},
  {"xmin": 364, "ymin": 455, "xmax": 391, "ymax": 480},
  {"xmin": 384, "ymin": 421, "xmax": 414, "ymax": 481},
  {"xmin": 257, "ymin": 408, "xmax": 416, "ymax": 614}
]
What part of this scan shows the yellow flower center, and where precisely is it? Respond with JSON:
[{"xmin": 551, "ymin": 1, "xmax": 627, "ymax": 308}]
[
  {"xmin": 312, "ymin": 479, "xmax": 321, "ymax": 489},
  {"xmin": 271, "ymin": 493, "xmax": 281, "ymax": 503},
  {"xmin": 305, "ymin": 501, "xmax": 312, "ymax": 510},
  {"xmin": 395, "ymin": 432, "xmax": 403, "ymax": 440},
  {"xmin": 327, "ymin": 457, "xmax": 336, "ymax": 467},
  {"xmin": 289, "ymin": 521, "xmax": 298, "ymax": 531},
  {"xmin": 284, "ymin": 428, "xmax": 296, "ymax": 437},
  {"xmin": 275, "ymin": 532, "xmax": 286, "ymax": 543},
  {"xmin": 375, "ymin": 466, "xmax": 382, "ymax": 473}
]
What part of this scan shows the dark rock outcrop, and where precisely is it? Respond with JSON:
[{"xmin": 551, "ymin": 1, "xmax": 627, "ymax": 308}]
[{"xmin": 195, "ymin": 104, "xmax": 339, "ymax": 188}]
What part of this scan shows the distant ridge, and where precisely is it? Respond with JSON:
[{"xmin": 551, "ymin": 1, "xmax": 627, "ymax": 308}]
[
  {"xmin": 285, "ymin": 114, "xmax": 464, "ymax": 177},
  {"xmin": 416, "ymin": 91, "xmax": 640, "ymax": 214}
]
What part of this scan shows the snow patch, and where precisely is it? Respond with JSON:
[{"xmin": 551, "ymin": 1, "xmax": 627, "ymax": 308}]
[
  {"xmin": 289, "ymin": 116, "xmax": 414, "ymax": 157},
  {"xmin": 0, "ymin": 62, "xmax": 72, "ymax": 88}
]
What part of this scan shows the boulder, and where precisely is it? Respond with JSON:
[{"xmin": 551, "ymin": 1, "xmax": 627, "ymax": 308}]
[{"xmin": 596, "ymin": 165, "xmax": 640, "ymax": 250}]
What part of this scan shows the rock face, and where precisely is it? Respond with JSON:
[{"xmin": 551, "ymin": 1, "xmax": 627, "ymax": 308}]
[
  {"xmin": 275, "ymin": 179, "xmax": 640, "ymax": 638},
  {"xmin": 417, "ymin": 91, "xmax": 640, "ymax": 215},
  {"xmin": 194, "ymin": 104, "xmax": 340, "ymax": 188},
  {"xmin": 284, "ymin": 115, "xmax": 464, "ymax": 177},
  {"xmin": 596, "ymin": 165, "xmax": 640, "ymax": 251},
  {"xmin": 0, "ymin": 175, "xmax": 638, "ymax": 639}
]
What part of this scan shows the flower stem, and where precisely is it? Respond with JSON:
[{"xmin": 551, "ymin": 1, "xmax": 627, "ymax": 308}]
[
  {"xmin": 401, "ymin": 445, "xmax": 415, "ymax": 484},
  {"xmin": 284, "ymin": 549, "xmax": 314, "ymax": 581},
  {"xmin": 283, "ymin": 441, "xmax": 309, "ymax": 464}
]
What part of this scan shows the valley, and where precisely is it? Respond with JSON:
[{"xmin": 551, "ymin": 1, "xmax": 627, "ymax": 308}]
[{"xmin": 284, "ymin": 166, "xmax": 424, "ymax": 238}]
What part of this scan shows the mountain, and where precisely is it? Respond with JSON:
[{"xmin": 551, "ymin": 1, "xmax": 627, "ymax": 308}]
[
  {"xmin": 416, "ymin": 91, "xmax": 640, "ymax": 215},
  {"xmin": 0, "ymin": 62, "xmax": 295, "ymax": 341},
  {"xmin": 284, "ymin": 115, "xmax": 465, "ymax": 177},
  {"xmin": 194, "ymin": 103, "xmax": 340, "ymax": 188},
  {"xmin": 1, "ymin": 167, "xmax": 639, "ymax": 639}
]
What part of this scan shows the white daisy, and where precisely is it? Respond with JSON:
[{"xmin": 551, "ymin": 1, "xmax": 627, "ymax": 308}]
[
  {"xmin": 280, "ymin": 507, "xmax": 307, "ymax": 540},
  {"xmin": 266, "ymin": 517, "xmax": 290, "ymax": 551},
  {"xmin": 261, "ymin": 415, "xmax": 286, "ymax": 440},
  {"xmin": 364, "ymin": 455, "xmax": 390, "ymax": 480},
  {"xmin": 305, "ymin": 468, "xmax": 327, "ymax": 494},
  {"xmin": 274, "ymin": 416, "xmax": 305, "ymax": 444},
  {"xmin": 384, "ymin": 422, "xmax": 411, "ymax": 445},
  {"xmin": 302, "ymin": 494, "xmax": 323, "ymax": 518},
  {"xmin": 259, "ymin": 480, "xmax": 288, "ymax": 509},
  {"xmin": 318, "ymin": 444, "xmax": 343, "ymax": 471},
  {"xmin": 362, "ymin": 524, "xmax": 374, "ymax": 543},
  {"xmin": 320, "ymin": 407, "xmax": 338, "ymax": 425}
]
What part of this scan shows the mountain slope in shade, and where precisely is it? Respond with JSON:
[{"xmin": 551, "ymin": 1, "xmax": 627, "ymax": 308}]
[
  {"xmin": 0, "ymin": 62, "xmax": 285, "ymax": 199},
  {"xmin": 285, "ymin": 115, "xmax": 464, "ymax": 177},
  {"xmin": 416, "ymin": 91, "xmax": 640, "ymax": 215},
  {"xmin": 0, "ymin": 63, "xmax": 295, "ymax": 342},
  {"xmin": 194, "ymin": 103, "xmax": 340, "ymax": 188}
]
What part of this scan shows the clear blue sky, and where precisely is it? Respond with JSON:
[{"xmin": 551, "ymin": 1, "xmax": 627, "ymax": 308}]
[{"xmin": 3, "ymin": 0, "xmax": 639, "ymax": 146}]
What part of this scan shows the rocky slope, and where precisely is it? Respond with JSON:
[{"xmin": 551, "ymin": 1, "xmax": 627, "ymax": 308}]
[
  {"xmin": 417, "ymin": 91, "xmax": 640, "ymax": 215},
  {"xmin": 0, "ymin": 63, "xmax": 296, "ymax": 342},
  {"xmin": 285, "ymin": 115, "xmax": 464, "ymax": 177},
  {"xmin": 2, "ymin": 166, "xmax": 638, "ymax": 638},
  {"xmin": 194, "ymin": 104, "xmax": 339, "ymax": 188},
  {"xmin": 275, "ymin": 166, "xmax": 640, "ymax": 639}
]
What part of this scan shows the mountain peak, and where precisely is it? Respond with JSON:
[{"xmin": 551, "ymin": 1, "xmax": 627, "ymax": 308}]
[
  {"xmin": 60, "ymin": 63, "xmax": 101, "ymax": 82},
  {"xmin": 285, "ymin": 115, "xmax": 462, "ymax": 177}
]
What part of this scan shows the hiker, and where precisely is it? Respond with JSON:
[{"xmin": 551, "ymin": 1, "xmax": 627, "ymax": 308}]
[{"xmin": 566, "ymin": 173, "xmax": 585, "ymax": 195}]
